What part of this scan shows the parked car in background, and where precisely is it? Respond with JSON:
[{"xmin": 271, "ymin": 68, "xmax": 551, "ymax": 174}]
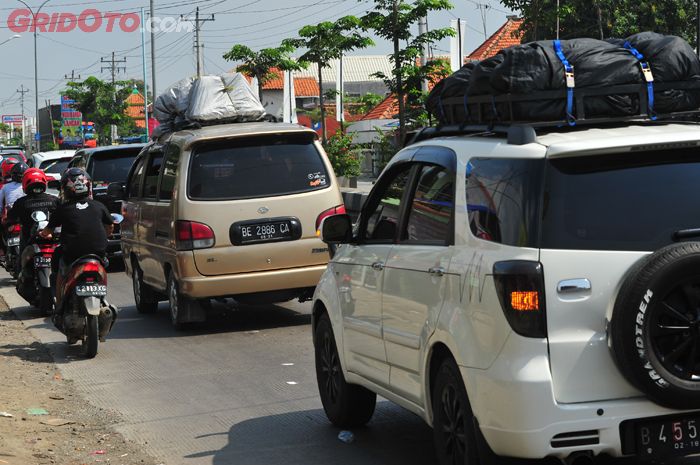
[
  {"xmin": 30, "ymin": 150, "xmax": 75, "ymax": 180},
  {"xmin": 0, "ymin": 146, "xmax": 27, "ymax": 163},
  {"xmin": 312, "ymin": 122, "xmax": 700, "ymax": 465},
  {"xmin": 68, "ymin": 144, "xmax": 145, "ymax": 259},
  {"xmin": 119, "ymin": 123, "xmax": 344, "ymax": 329}
]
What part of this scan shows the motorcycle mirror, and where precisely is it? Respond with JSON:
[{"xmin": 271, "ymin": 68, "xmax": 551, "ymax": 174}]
[
  {"xmin": 31, "ymin": 211, "xmax": 47, "ymax": 222},
  {"xmin": 111, "ymin": 213, "xmax": 124, "ymax": 225}
]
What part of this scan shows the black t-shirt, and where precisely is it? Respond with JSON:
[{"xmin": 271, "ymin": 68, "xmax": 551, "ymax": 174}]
[
  {"xmin": 7, "ymin": 193, "xmax": 60, "ymax": 245},
  {"xmin": 47, "ymin": 198, "xmax": 113, "ymax": 264}
]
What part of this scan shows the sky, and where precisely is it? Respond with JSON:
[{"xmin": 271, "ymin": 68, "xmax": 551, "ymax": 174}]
[{"xmin": 0, "ymin": 0, "xmax": 515, "ymax": 118}]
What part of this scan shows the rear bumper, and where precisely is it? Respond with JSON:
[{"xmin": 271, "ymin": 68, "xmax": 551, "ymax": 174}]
[
  {"xmin": 178, "ymin": 264, "xmax": 326, "ymax": 298},
  {"xmin": 463, "ymin": 333, "xmax": 694, "ymax": 460}
]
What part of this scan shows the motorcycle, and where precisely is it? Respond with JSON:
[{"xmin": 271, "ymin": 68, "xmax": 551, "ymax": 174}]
[
  {"xmin": 51, "ymin": 213, "xmax": 123, "ymax": 358},
  {"xmin": 16, "ymin": 211, "xmax": 58, "ymax": 315},
  {"xmin": 4, "ymin": 222, "xmax": 21, "ymax": 279}
]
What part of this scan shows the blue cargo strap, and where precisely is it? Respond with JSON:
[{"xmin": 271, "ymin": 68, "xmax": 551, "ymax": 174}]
[
  {"xmin": 553, "ymin": 39, "xmax": 576, "ymax": 126},
  {"xmin": 624, "ymin": 41, "xmax": 656, "ymax": 120}
]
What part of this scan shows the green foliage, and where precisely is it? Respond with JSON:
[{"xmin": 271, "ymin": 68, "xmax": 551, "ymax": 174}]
[
  {"xmin": 373, "ymin": 127, "xmax": 400, "ymax": 168},
  {"xmin": 284, "ymin": 16, "xmax": 373, "ymax": 143},
  {"xmin": 346, "ymin": 92, "xmax": 384, "ymax": 115},
  {"xmin": 361, "ymin": 0, "xmax": 454, "ymax": 139},
  {"xmin": 223, "ymin": 43, "xmax": 304, "ymax": 100},
  {"xmin": 324, "ymin": 130, "xmax": 363, "ymax": 178},
  {"xmin": 501, "ymin": 0, "xmax": 697, "ymax": 44},
  {"xmin": 62, "ymin": 76, "xmax": 134, "ymax": 145}
]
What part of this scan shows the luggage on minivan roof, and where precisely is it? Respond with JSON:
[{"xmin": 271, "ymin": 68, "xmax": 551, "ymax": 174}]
[{"xmin": 427, "ymin": 32, "xmax": 700, "ymax": 125}]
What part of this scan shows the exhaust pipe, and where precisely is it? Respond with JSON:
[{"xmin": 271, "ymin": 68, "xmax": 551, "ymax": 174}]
[{"xmin": 563, "ymin": 451, "xmax": 594, "ymax": 465}]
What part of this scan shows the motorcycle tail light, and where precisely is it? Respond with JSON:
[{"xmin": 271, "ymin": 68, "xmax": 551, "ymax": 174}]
[{"xmin": 10, "ymin": 224, "xmax": 20, "ymax": 233}]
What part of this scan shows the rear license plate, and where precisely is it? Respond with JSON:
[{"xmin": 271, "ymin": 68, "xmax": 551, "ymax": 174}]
[
  {"xmin": 7, "ymin": 237, "xmax": 19, "ymax": 246},
  {"xmin": 637, "ymin": 415, "xmax": 700, "ymax": 458},
  {"xmin": 239, "ymin": 221, "xmax": 292, "ymax": 244},
  {"xmin": 34, "ymin": 256, "xmax": 51, "ymax": 268},
  {"xmin": 75, "ymin": 284, "xmax": 107, "ymax": 296}
]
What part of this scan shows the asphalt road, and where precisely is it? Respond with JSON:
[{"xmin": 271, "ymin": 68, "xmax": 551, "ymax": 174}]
[{"xmin": 0, "ymin": 267, "xmax": 690, "ymax": 465}]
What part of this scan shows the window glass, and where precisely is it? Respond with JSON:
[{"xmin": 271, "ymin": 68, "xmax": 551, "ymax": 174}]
[
  {"xmin": 188, "ymin": 134, "xmax": 328, "ymax": 200},
  {"xmin": 465, "ymin": 158, "xmax": 543, "ymax": 247},
  {"xmin": 127, "ymin": 157, "xmax": 146, "ymax": 198},
  {"xmin": 41, "ymin": 158, "xmax": 71, "ymax": 174},
  {"xmin": 363, "ymin": 165, "xmax": 412, "ymax": 242},
  {"xmin": 71, "ymin": 153, "xmax": 87, "ymax": 169},
  {"xmin": 404, "ymin": 165, "xmax": 455, "ymax": 245},
  {"xmin": 143, "ymin": 150, "xmax": 164, "ymax": 199},
  {"xmin": 158, "ymin": 144, "xmax": 179, "ymax": 201},
  {"xmin": 88, "ymin": 148, "xmax": 142, "ymax": 184},
  {"xmin": 542, "ymin": 148, "xmax": 700, "ymax": 251}
]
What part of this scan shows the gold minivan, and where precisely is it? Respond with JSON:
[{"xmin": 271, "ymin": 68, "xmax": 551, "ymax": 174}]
[{"xmin": 120, "ymin": 122, "xmax": 344, "ymax": 328}]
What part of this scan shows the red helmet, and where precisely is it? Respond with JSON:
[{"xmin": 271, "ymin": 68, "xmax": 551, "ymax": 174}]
[
  {"xmin": 1, "ymin": 157, "xmax": 19, "ymax": 179},
  {"xmin": 22, "ymin": 168, "xmax": 48, "ymax": 194}
]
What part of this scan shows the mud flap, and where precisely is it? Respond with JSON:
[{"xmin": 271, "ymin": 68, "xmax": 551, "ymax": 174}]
[
  {"xmin": 37, "ymin": 269, "xmax": 50, "ymax": 288},
  {"xmin": 82, "ymin": 297, "xmax": 102, "ymax": 315}
]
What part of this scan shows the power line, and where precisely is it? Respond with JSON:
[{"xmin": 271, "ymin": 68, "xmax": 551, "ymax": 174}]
[
  {"xmin": 101, "ymin": 52, "xmax": 128, "ymax": 84},
  {"xmin": 181, "ymin": 7, "xmax": 215, "ymax": 77}
]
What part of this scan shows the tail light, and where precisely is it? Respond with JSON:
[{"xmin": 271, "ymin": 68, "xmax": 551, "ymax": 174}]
[
  {"xmin": 78, "ymin": 261, "xmax": 106, "ymax": 284},
  {"xmin": 10, "ymin": 224, "xmax": 20, "ymax": 233},
  {"xmin": 176, "ymin": 220, "xmax": 215, "ymax": 250},
  {"xmin": 493, "ymin": 260, "xmax": 547, "ymax": 338},
  {"xmin": 316, "ymin": 204, "xmax": 346, "ymax": 233}
]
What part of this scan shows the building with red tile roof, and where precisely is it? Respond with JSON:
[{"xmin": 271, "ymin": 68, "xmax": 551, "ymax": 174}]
[{"xmin": 124, "ymin": 89, "xmax": 146, "ymax": 128}]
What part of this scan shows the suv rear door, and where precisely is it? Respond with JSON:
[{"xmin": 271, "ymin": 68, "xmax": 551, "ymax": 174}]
[{"xmin": 184, "ymin": 133, "xmax": 342, "ymax": 276}]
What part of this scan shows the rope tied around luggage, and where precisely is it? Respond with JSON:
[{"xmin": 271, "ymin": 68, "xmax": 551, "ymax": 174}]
[
  {"xmin": 553, "ymin": 39, "xmax": 576, "ymax": 126},
  {"xmin": 623, "ymin": 41, "xmax": 657, "ymax": 121}
]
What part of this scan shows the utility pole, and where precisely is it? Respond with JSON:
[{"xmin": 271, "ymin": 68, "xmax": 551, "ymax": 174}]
[
  {"xmin": 418, "ymin": 16, "xmax": 429, "ymax": 93},
  {"xmin": 101, "ymin": 52, "xmax": 127, "ymax": 84},
  {"xmin": 150, "ymin": 0, "xmax": 157, "ymax": 98},
  {"xmin": 64, "ymin": 70, "xmax": 81, "ymax": 81},
  {"xmin": 181, "ymin": 7, "xmax": 215, "ymax": 77},
  {"xmin": 16, "ymin": 85, "xmax": 29, "ymax": 148}
]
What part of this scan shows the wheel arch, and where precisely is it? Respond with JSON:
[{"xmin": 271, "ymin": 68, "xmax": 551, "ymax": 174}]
[{"xmin": 425, "ymin": 341, "xmax": 457, "ymax": 425}]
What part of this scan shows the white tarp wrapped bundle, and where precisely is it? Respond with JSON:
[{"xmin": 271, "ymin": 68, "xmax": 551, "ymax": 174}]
[{"xmin": 153, "ymin": 73, "xmax": 266, "ymax": 136}]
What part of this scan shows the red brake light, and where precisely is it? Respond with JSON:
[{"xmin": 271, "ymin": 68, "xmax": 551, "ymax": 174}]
[
  {"xmin": 316, "ymin": 204, "xmax": 347, "ymax": 232},
  {"xmin": 176, "ymin": 220, "xmax": 215, "ymax": 250},
  {"xmin": 82, "ymin": 262, "xmax": 102, "ymax": 274},
  {"xmin": 10, "ymin": 224, "xmax": 21, "ymax": 233}
]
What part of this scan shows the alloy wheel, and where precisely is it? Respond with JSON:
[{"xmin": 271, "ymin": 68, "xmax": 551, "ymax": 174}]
[
  {"xmin": 440, "ymin": 384, "xmax": 467, "ymax": 464},
  {"xmin": 320, "ymin": 330, "xmax": 340, "ymax": 404}
]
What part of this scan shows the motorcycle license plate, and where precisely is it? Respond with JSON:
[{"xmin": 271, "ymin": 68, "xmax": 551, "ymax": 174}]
[
  {"xmin": 75, "ymin": 284, "xmax": 107, "ymax": 296},
  {"xmin": 34, "ymin": 256, "xmax": 51, "ymax": 268},
  {"xmin": 636, "ymin": 414, "xmax": 700, "ymax": 459},
  {"xmin": 7, "ymin": 237, "xmax": 19, "ymax": 246}
]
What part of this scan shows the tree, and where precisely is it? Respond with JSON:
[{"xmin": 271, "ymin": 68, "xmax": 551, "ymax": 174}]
[
  {"xmin": 62, "ymin": 76, "xmax": 134, "ymax": 145},
  {"xmin": 222, "ymin": 43, "xmax": 303, "ymax": 104},
  {"xmin": 501, "ymin": 0, "xmax": 697, "ymax": 45},
  {"xmin": 346, "ymin": 92, "xmax": 384, "ymax": 115},
  {"xmin": 361, "ymin": 0, "xmax": 454, "ymax": 142},
  {"xmin": 285, "ymin": 16, "xmax": 373, "ymax": 144}
]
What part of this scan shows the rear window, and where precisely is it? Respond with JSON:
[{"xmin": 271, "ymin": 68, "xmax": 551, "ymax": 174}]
[
  {"xmin": 88, "ymin": 148, "xmax": 141, "ymax": 184},
  {"xmin": 542, "ymin": 148, "xmax": 700, "ymax": 251},
  {"xmin": 188, "ymin": 135, "xmax": 329, "ymax": 200},
  {"xmin": 41, "ymin": 158, "xmax": 70, "ymax": 174}
]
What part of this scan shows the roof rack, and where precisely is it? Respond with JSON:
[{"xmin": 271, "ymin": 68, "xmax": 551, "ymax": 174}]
[{"xmin": 415, "ymin": 80, "xmax": 700, "ymax": 146}]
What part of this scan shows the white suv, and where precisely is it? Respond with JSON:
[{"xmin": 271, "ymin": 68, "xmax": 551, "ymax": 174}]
[{"xmin": 312, "ymin": 122, "xmax": 700, "ymax": 464}]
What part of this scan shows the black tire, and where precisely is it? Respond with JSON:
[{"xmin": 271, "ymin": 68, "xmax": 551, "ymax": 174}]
[
  {"xmin": 83, "ymin": 314, "xmax": 98, "ymax": 359},
  {"xmin": 432, "ymin": 358, "xmax": 481, "ymax": 465},
  {"xmin": 314, "ymin": 313, "xmax": 376, "ymax": 427},
  {"xmin": 132, "ymin": 263, "xmax": 158, "ymax": 314},
  {"xmin": 610, "ymin": 242, "xmax": 700, "ymax": 409},
  {"xmin": 167, "ymin": 273, "xmax": 197, "ymax": 331},
  {"xmin": 39, "ymin": 287, "xmax": 53, "ymax": 316}
]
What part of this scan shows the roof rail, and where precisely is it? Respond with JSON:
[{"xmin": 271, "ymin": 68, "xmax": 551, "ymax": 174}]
[{"xmin": 409, "ymin": 124, "xmax": 538, "ymax": 146}]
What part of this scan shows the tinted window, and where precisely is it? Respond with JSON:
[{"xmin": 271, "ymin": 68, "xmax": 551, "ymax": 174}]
[
  {"xmin": 143, "ymin": 150, "xmax": 164, "ymax": 199},
  {"xmin": 363, "ymin": 165, "xmax": 412, "ymax": 243},
  {"xmin": 88, "ymin": 148, "xmax": 141, "ymax": 184},
  {"xmin": 542, "ymin": 148, "xmax": 700, "ymax": 251},
  {"xmin": 71, "ymin": 153, "xmax": 87, "ymax": 169},
  {"xmin": 41, "ymin": 158, "xmax": 70, "ymax": 174},
  {"xmin": 188, "ymin": 135, "xmax": 328, "ymax": 200},
  {"xmin": 127, "ymin": 157, "xmax": 146, "ymax": 198},
  {"xmin": 465, "ymin": 158, "xmax": 543, "ymax": 247},
  {"xmin": 404, "ymin": 165, "xmax": 455, "ymax": 245},
  {"xmin": 159, "ymin": 144, "xmax": 179, "ymax": 201}
]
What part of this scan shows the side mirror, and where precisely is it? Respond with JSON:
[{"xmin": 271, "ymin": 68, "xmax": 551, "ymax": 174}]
[
  {"xmin": 320, "ymin": 214, "xmax": 353, "ymax": 244},
  {"xmin": 47, "ymin": 179, "xmax": 60, "ymax": 190},
  {"xmin": 106, "ymin": 182, "xmax": 125, "ymax": 199},
  {"xmin": 111, "ymin": 213, "xmax": 124, "ymax": 225}
]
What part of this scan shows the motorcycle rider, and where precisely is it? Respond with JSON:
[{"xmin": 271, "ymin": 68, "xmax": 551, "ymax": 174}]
[
  {"xmin": 9, "ymin": 168, "xmax": 59, "ymax": 301},
  {"xmin": 39, "ymin": 168, "xmax": 114, "ymax": 305},
  {"xmin": 0, "ymin": 161, "xmax": 27, "ymax": 262},
  {"xmin": 0, "ymin": 157, "xmax": 19, "ymax": 187}
]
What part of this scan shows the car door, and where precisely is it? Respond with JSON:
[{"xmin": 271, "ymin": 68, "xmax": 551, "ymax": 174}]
[
  {"xmin": 334, "ymin": 163, "xmax": 413, "ymax": 387},
  {"xmin": 121, "ymin": 155, "xmax": 147, "ymax": 265},
  {"xmin": 138, "ymin": 146, "xmax": 165, "ymax": 283},
  {"xmin": 381, "ymin": 157, "xmax": 457, "ymax": 404}
]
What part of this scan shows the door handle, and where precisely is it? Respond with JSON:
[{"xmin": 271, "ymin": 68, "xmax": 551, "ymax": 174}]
[
  {"xmin": 557, "ymin": 278, "xmax": 591, "ymax": 294},
  {"xmin": 428, "ymin": 267, "xmax": 445, "ymax": 277},
  {"xmin": 371, "ymin": 262, "xmax": 384, "ymax": 271}
]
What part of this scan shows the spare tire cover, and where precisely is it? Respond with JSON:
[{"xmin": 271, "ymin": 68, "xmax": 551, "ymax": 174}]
[{"xmin": 610, "ymin": 242, "xmax": 700, "ymax": 409}]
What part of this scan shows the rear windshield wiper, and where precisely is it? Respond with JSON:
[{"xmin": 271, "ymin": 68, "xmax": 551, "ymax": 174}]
[{"xmin": 673, "ymin": 228, "xmax": 700, "ymax": 241}]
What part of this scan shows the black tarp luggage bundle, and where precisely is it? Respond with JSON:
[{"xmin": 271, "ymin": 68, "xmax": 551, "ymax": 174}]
[{"xmin": 427, "ymin": 32, "xmax": 700, "ymax": 126}]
